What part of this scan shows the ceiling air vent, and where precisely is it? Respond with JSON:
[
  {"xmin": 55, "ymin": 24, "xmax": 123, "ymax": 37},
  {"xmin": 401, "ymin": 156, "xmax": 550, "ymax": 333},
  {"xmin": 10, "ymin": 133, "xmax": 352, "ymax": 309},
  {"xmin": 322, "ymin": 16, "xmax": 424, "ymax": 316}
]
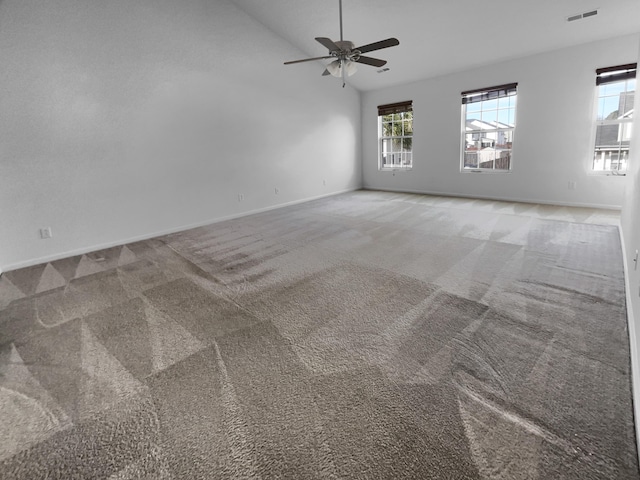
[{"xmin": 567, "ymin": 9, "xmax": 598, "ymax": 22}]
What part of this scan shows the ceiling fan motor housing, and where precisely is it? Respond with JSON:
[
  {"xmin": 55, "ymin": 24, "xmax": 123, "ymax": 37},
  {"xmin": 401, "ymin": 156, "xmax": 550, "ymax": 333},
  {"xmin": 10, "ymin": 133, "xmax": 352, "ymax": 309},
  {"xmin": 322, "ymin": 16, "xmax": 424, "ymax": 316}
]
[
  {"xmin": 334, "ymin": 40, "xmax": 355, "ymax": 53},
  {"xmin": 333, "ymin": 41, "xmax": 361, "ymax": 62}
]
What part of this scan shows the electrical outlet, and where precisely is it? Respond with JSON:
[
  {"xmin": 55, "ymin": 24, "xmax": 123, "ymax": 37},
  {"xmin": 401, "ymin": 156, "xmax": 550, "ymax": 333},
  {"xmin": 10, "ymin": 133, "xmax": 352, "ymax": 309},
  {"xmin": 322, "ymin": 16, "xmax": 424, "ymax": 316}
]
[
  {"xmin": 274, "ymin": 187, "xmax": 279, "ymax": 195},
  {"xmin": 568, "ymin": 181, "xmax": 577, "ymax": 190},
  {"xmin": 323, "ymin": 179, "xmax": 326, "ymax": 186},
  {"xmin": 238, "ymin": 193, "xmax": 244, "ymax": 202},
  {"xmin": 40, "ymin": 227, "xmax": 52, "ymax": 239}
]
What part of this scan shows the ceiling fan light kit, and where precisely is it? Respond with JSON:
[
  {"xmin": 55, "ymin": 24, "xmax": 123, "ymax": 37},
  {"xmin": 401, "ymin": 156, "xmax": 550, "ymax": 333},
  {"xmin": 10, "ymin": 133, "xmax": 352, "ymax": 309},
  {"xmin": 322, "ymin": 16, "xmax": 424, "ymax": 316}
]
[
  {"xmin": 284, "ymin": 0, "xmax": 399, "ymax": 87},
  {"xmin": 326, "ymin": 59, "xmax": 358, "ymax": 78}
]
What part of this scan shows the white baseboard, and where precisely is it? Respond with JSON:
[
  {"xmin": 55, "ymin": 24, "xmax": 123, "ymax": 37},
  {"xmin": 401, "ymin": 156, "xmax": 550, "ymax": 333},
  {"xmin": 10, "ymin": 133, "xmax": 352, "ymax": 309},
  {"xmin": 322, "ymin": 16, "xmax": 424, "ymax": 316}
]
[
  {"xmin": 1, "ymin": 188, "xmax": 358, "ymax": 273},
  {"xmin": 362, "ymin": 186, "xmax": 622, "ymax": 211},
  {"xmin": 618, "ymin": 226, "xmax": 640, "ymax": 463}
]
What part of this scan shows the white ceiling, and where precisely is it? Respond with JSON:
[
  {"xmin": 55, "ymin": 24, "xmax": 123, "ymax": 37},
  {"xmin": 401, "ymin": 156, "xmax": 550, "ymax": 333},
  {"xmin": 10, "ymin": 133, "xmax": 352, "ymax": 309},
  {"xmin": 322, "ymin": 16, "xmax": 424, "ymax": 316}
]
[{"xmin": 229, "ymin": 0, "xmax": 640, "ymax": 91}]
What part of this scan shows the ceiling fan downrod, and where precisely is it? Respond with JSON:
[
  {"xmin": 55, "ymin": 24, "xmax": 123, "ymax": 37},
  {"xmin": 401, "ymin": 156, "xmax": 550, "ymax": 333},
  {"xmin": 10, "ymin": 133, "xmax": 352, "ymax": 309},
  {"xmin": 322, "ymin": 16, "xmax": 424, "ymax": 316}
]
[{"xmin": 339, "ymin": 0, "xmax": 344, "ymax": 42}]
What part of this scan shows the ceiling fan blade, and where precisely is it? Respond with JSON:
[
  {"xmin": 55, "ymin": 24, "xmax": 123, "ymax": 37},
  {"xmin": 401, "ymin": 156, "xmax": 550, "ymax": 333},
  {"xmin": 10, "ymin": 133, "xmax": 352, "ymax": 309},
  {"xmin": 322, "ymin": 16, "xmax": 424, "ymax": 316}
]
[
  {"xmin": 355, "ymin": 56, "xmax": 387, "ymax": 68},
  {"xmin": 354, "ymin": 38, "xmax": 399, "ymax": 54},
  {"xmin": 315, "ymin": 37, "xmax": 340, "ymax": 52},
  {"xmin": 284, "ymin": 56, "xmax": 333, "ymax": 65}
]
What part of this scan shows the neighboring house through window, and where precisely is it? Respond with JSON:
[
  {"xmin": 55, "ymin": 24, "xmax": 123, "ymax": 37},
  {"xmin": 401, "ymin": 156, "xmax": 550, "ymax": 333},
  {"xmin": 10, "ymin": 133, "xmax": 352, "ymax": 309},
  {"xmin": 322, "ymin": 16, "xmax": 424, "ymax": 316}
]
[
  {"xmin": 593, "ymin": 63, "xmax": 636, "ymax": 173},
  {"xmin": 461, "ymin": 83, "xmax": 517, "ymax": 172},
  {"xmin": 378, "ymin": 101, "xmax": 413, "ymax": 170}
]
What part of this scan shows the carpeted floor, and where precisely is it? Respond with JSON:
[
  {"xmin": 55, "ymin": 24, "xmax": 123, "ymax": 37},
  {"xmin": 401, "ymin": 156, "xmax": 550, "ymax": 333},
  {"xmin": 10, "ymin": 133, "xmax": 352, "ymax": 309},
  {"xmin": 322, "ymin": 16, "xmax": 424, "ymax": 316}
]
[{"xmin": 0, "ymin": 190, "xmax": 637, "ymax": 479}]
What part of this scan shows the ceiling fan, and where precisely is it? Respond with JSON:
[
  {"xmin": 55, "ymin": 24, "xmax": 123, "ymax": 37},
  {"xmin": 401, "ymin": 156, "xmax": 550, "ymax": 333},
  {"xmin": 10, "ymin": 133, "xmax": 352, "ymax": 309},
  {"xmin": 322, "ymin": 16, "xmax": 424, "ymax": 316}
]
[{"xmin": 284, "ymin": 0, "xmax": 399, "ymax": 87}]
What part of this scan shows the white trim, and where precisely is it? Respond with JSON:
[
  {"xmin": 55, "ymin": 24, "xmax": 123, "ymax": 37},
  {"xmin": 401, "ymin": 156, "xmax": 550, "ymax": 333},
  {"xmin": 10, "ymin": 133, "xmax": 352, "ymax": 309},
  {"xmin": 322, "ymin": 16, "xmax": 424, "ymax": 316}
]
[
  {"xmin": 361, "ymin": 186, "xmax": 622, "ymax": 210},
  {"xmin": 0, "ymin": 188, "xmax": 357, "ymax": 273},
  {"xmin": 380, "ymin": 167, "xmax": 413, "ymax": 172},
  {"xmin": 619, "ymin": 225, "xmax": 640, "ymax": 461}
]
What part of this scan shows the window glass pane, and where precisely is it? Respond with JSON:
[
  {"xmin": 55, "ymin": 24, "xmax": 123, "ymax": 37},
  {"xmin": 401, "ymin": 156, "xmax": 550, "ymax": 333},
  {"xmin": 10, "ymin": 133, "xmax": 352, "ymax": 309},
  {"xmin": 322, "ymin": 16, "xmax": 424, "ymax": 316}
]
[
  {"xmin": 466, "ymin": 109, "xmax": 480, "ymax": 123},
  {"xmin": 381, "ymin": 138, "xmax": 392, "ymax": 155},
  {"xmin": 599, "ymin": 95, "xmax": 621, "ymax": 120},
  {"xmin": 495, "ymin": 129, "xmax": 513, "ymax": 148},
  {"xmin": 601, "ymin": 81, "xmax": 626, "ymax": 97},
  {"xmin": 497, "ymin": 96, "xmax": 512, "ymax": 109},
  {"xmin": 463, "ymin": 134, "xmax": 479, "ymax": 168},
  {"xmin": 403, "ymin": 119, "xmax": 413, "ymax": 135},
  {"xmin": 593, "ymin": 124, "xmax": 625, "ymax": 171},
  {"xmin": 594, "ymin": 123, "xmax": 617, "ymax": 146},
  {"xmin": 495, "ymin": 149, "xmax": 511, "ymax": 170},
  {"xmin": 597, "ymin": 97, "xmax": 605, "ymax": 120},
  {"xmin": 594, "ymin": 124, "xmax": 607, "ymax": 148},
  {"xmin": 463, "ymin": 134, "xmax": 512, "ymax": 170},
  {"xmin": 382, "ymin": 121, "xmax": 393, "ymax": 137},
  {"xmin": 621, "ymin": 91, "xmax": 634, "ymax": 116},
  {"xmin": 482, "ymin": 99, "xmax": 498, "ymax": 110},
  {"xmin": 465, "ymin": 132, "xmax": 479, "ymax": 146},
  {"xmin": 477, "ymin": 148, "xmax": 496, "ymax": 169},
  {"xmin": 497, "ymin": 109, "xmax": 511, "ymax": 126},
  {"xmin": 466, "ymin": 102, "xmax": 481, "ymax": 113},
  {"xmin": 481, "ymin": 110, "xmax": 497, "ymax": 124},
  {"xmin": 593, "ymin": 145, "xmax": 628, "ymax": 172},
  {"xmin": 386, "ymin": 120, "xmax": 395, "ymax": 136}
]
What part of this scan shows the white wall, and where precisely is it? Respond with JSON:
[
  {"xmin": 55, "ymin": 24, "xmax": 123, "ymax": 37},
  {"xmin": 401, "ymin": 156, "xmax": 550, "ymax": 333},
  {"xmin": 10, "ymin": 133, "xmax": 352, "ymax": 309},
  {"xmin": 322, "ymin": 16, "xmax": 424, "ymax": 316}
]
[
  {"xmin": 362, "ymin": 34, "xmax": 640, "ymax": 209},
  {"xmin": 621, "ymin": 35, "xmax": 640, "ymax": 454},
  {"xmin": 0, "ymin": 0, "xmax": 361, "ymax": 271}
]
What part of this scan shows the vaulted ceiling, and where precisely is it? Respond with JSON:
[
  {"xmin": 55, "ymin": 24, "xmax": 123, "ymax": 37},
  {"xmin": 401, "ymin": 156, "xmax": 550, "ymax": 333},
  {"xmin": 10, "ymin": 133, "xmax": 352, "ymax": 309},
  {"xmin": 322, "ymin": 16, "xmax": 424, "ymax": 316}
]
[{"xmin": 230, "ymin": 0, "xmax": 640, "ymax": 91}]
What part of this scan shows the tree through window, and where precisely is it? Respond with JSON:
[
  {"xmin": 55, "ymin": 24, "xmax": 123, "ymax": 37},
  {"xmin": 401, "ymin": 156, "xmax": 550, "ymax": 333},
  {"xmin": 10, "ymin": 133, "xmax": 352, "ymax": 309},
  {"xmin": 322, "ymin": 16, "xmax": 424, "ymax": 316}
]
[{"xmin": 378, "ymin": 101, "xmax": 413, "ymax": 170}]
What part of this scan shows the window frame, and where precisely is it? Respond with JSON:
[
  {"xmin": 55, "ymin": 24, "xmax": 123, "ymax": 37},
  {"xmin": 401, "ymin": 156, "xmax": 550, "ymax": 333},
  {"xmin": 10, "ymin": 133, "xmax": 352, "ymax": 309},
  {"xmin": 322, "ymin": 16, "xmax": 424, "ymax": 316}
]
[
  {"xmin": 377, "ymin": 101, "xmax": 413, "ymax": 171},
  {"xmin": 460, "ymin": 83, "xmax": 517, "ymax": 173},
  {"xmin": 590, "ymin": 63, "xmax": 636, "ymax": 175}
]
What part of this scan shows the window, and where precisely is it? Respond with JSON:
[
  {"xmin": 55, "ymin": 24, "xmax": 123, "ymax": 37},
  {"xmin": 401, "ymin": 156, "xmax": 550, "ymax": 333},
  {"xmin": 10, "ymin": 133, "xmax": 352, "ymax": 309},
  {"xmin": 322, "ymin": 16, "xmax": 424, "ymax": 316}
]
[
  {"xmin": 592, "ymin": 63, "xmax": 636, "ymax": 173},
  {"xmin": 378, "ymin": 101, "xmax": 413, "ymax": 170},
  {"xmin": 461, "ymin": 83, "xmax": 517, "ymax": 172}
]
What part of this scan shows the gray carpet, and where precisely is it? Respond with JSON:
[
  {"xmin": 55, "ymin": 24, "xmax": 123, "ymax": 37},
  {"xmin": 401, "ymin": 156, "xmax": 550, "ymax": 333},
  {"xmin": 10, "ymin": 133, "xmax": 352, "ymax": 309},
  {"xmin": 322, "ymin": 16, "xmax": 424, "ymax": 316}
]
[{"xmin": 0, "ymin": 190, "xmax": 637, "ymax": 479}]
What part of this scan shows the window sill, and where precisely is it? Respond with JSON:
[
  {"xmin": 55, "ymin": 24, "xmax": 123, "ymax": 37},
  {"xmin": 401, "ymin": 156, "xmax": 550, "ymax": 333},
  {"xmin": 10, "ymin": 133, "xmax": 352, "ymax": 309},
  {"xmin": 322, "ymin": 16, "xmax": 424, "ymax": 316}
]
[
  {"xmin": 588, "ymin": 171, "xmax": 627, "ymax": 177},
  {"xmin": 460, "ymin": 169, "xmax": 511, "ymax": 174},
  {"xmin": 380, "ymin": 168, "xmax": 412, "ymax": 172}
]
